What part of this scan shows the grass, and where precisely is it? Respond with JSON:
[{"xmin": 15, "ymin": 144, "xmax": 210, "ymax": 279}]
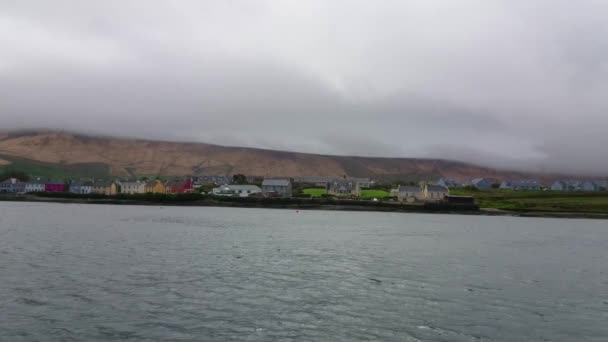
[
  {"xmin": 303, "ymin": 188, "xmax": 327, "ymax": 197},
  {"xmin": 360, "ymin": 189, "xmax": 390, "ymax": 199},
  {"xmin": 450, "ymin": 188, "xmax": 608, "ymax": 213},
  {"xmin": 0, "ymin": 154, "xmax": 111, "ymax": 180}
]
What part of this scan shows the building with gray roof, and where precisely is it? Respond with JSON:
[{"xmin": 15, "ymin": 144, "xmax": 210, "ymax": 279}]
[{"xmin": 261, "ymin": 178, "xmax": 292, "ymax": 197}]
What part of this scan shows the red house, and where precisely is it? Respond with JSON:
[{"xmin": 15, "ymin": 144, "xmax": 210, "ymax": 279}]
[
  {"xmin": 45, "ymin": 182, "xmax": 66, "ymax": 192},
  {"xmin": 168, "ymin": 178, "xmax": 193, "ymax": 193}
]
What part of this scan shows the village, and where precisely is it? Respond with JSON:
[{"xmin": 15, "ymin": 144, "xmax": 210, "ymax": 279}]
[{"xmin": 1, "ymin": 173, "xmax": 607, "ymax": 205}]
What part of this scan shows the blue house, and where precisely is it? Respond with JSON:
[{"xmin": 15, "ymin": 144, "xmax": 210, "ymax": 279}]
[
  {"xmin": 470, "ymin": 178, "xmax": 492, "ymax": 190},
  {"xmin": 0, "ymin": 178, "xmax": 26, "ymax": 193}
]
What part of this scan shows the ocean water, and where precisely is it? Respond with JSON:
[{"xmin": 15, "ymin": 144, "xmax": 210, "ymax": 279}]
[{"xmin": 1, "ymin": 202, "xmax": 607, "ymax": 341}]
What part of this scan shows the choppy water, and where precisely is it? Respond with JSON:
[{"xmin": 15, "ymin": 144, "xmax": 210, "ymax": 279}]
[{"xmin": 1, "ymin": 202, "xmax": 607, "ymax": 341}]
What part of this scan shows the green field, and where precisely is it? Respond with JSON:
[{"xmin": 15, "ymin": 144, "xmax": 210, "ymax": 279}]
[
  {"xmin": 0, "ymin": 155, "xmax": 111, "ymax": 180},
  {"xmin": 303, "ymin": 188, "xmax": 327, "ymax": 197},
  {"xmin": 450, "ymin": 189, "xmax": 608, "ymax": 213},
  {"xmin": 360, "ymin": 189, "xmax": 390, "ymax": 199}
]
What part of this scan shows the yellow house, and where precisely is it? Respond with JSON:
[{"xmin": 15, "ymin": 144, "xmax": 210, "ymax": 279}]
[
  {"xmin": 145, "ymin": 180, "xmax": 166, "ymax": 193},
  {"xmin": 92, "ymin": 181, "xmax": 118, "ymax": 196}
]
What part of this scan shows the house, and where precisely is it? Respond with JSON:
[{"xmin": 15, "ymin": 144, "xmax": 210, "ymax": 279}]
[
  {"xmin": 121, "ymin": 181, "xmax": 147, "ymax": 194},
  {"xmin": 192, "ymin": 176, "xmax": 231, "ymax": 188},
  {"xmin": 397, "ymin": 185, "xmax": 424, "ymax": 203},
  {"xmin": 45, "ymin": 181, "xmax": 66, "ymax": 192},
  {"xmin": 0, "ymin": 178, "xmax": 26, "ymax": 193},
  {"xmin": 145, "ymin": 180, "xmax": 166, "ymax": 193},
  {"xmin": 261, "ymin": 178, "xmax": 292, "ymax": 197},
  {"xmin": 500, "ymin": 180, "xmax": 542, "ymax": 191},
  {"xmin": 581, "ymin": 181, "xmax": 598, "ymax": 192},
  {"xmin": 594, "ymin": 180, "xmax": 608, "ymax": 191},
  {"xmin": 69, "ymin": 181, "xmax": 92, "ymax": 194},
  {"xmin": 92, "ymin": 181, "xmax": 118, "ymax": 195},
  {"xmin": 435, "ymin": 178, "xmax": 464, "ymax": 188},
  {"xmin": 326, "ymin": 179, "xmax": 361, "ymax": 196},
  {"xmin": 167, "ymin": 178, "xmax": 193, "ymax": 194},
  {"xmin": 551, "ymin": 180, "xmax": 599, "ymax": 192},
  {"xmin": 550, "ymin": 180, "xmax": 567, "ymax": 191},
  {"xmin": 470, "ymin": 178, "xmax": 492, "ymax": 190},
  {"xmin": 423, "ymin": 184, "xmax": 449, "ymax": 202},
  {"xmin": 24, "ymin": 179, "xmax": 45, "ymax": 193},
  {"xmin": 212, "ymin": 184, "xmax": 262, "ymax": 197},
  {"xmin": 350, "ymin": 178, "xmax": 371, "ymax": 188},
  {"xmin": 293, "ymin": 176, "xmax": 335, "ymax": 187}
]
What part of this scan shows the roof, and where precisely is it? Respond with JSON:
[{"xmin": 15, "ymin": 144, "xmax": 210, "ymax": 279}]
[
  {"xmin": 471, "ymin": 178, "xmax": 488, "ymax": 184},
  {"xmin": 219, "ymin": 185, "xmax": 262, "ymax": 191},
  {"xmin": 329, "ymin": 179, "xmax": 358, "ymax": 185},
  {"xmin": 398, "ymin": 185, "xmax": 421, "ymax": 192},
  {"xmin": 146, "ymin": 180, "xmax": 163, "ymax": 187},
  {"xmin": 93, "ymin": 181, "xmax": 115, "ymax": 187},
  {"xmin": 167, "ymin": 179, "xmax": 190, "ymax": 186},
  {"xmin": 262, "ymin": 179, "xmax": 290, "ymax": 186},
  {"xmin": 121, "ymin": 181, "xmax": 145, "ymax": 186},
  {"xmin": 503, "ymin": 179, "xmax": 541, "ymax": 186},
  {"xmin": 426, "ymin": 185, "xmax": 448, "ymax": 192},
  {"xmin": 349, "ymin": 177, "xmax": 370, "ymax": 182},
  {"xmin": 436, "ymin": 178, "xmax": 462, "ymax": 186}
]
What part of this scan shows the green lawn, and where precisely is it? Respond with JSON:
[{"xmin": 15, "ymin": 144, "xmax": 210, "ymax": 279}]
[
  {"xmin": 450, "ymin": 188, "xmax": 608, "ymax": 213},
  {"xmin": 360, "ymin": 189, "xmax": 390, "ymax": 199},
  {"xmin": 302, "ymin": 188, "xmax": 327, "ymax": 197}
]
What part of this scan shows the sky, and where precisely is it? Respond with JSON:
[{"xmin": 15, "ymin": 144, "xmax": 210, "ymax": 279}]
[{"xmin": 1, "ymin": 0, "xmax": 608, "ymax": 175}]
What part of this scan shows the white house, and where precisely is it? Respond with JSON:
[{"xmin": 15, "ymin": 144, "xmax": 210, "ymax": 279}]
[
  {"xmin": 0, "ymin": 178, "xmax": 26, "ymax": 193},
  {"xmin": 24, "ymin": 179, "xmax": 45, "ymax": 193},
  {"xmin": 121, "ymin": 181, "xmax": 147, "ymax": 194},
  {"xmin": 551, "ymin": 180, "xmax": 600, "ymax": 192},
  {"xmin": 327, "ymin": 179, "xmax": 361, "ymax": 196},
  {"xmin": 581, "ymin": 181, "xmax": 598, "ymax": 192},
  {"xmin": 397, "ymin": 185, "xmax": 424, "ymax": 203},
  {"xmin": 350, "ymin": 178, "xmax": 371, "ymax": 188},
  {"xmin": 69, "ymin": 181, "xmax": 92, "ymax": 194},
  {"xmin": 261, "ymin": 178, "xmax": 292, "ymax": 197},
  {"xmin": 500, "ymin": 180, "xmax": 542, "ymax": 191},
  {"xmin": 423, "ymin": 185, "xmax": 449, "ymax": 202},
  {"xmin": 212, "ymin": 184, "xmax": 262, "ymax": 197},
  {"xmin": 435, "ymin": 178, "xmax": 464, "ymax": 188},
  {"xmin": 470, "ymin": 178, "xmax": 493, "ymax": 190},
  {"xmin": 550, "ymin": 180, "xmax": 567, "ymax": 191}
]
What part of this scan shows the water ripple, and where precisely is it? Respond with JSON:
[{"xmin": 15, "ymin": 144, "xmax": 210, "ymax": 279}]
[{"xmin": 1, "ymin": 203, "xmax": 608, "ymax": 341}]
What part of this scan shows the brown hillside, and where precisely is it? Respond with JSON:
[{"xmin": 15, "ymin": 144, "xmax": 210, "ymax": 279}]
[{"xmin": 0, "ymin": 131, "xmax": 530, "ymax": 181}]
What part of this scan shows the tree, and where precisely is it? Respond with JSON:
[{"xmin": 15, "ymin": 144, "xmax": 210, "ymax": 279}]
[{"xmin": 232, "ymin": 174, "xmax": 248, "ymax": 184}]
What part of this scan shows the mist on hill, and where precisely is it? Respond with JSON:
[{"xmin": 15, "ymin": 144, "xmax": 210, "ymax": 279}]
[{"xmin": 2, "ymin": 1, "xmax": 608, "ymax": 175}]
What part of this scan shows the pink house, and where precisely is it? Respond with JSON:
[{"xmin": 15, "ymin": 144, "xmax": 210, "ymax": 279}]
[{"xmin": 45, "ymin": 182, "xmax": 66, "ymax": 192}]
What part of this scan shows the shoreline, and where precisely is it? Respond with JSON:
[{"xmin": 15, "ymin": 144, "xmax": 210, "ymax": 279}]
[{"xmin": 2, "ymin": 194, "xmax": 608, "ymax": 219}]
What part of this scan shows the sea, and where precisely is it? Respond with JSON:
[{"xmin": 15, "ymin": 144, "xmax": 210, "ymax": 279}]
[{"xmin": 1, "ymin": 202, "xmax": 607, "ymax": 341}]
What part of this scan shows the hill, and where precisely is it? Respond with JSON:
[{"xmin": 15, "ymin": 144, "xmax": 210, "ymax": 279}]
[{"xmin": 0, "ymin": 130, "xmax": 538, "ymax": 181}]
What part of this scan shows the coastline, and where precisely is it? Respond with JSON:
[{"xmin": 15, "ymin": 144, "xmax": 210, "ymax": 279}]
[{"xmin": 2, "ymin": 194, "xmax": 608, "ymax": 219}]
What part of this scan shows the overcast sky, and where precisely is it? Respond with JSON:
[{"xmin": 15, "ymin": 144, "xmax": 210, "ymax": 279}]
[{"xmin": 1, "ymin": 1, "xmax": 608, "ymax": 175}]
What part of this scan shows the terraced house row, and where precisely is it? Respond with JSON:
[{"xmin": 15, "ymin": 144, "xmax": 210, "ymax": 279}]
[{"xmin": 0, "ymin": 178, "xmax": 194, "ymax": 195}]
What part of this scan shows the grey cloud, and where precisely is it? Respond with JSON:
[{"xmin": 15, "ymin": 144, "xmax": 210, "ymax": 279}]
[{"xmin": 1, "ymin": 0, "xmax": 608, "ymax": 175}]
